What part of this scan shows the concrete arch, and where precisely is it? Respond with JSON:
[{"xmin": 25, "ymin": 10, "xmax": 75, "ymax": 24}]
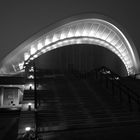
[{"xmin": 0, "ymin": 14, "xmax": 140, "ymax": 75}]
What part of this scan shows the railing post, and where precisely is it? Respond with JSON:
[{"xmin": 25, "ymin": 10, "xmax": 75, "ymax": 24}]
[
  {"xmin": 33, "ymin": 62, "xmax": 37, "ymax": 110},
  {"xmin": 33, "ymin": 62, "xmax": 38, "ymax": 140},
  {"xmin": 96, "ymin": 67, "xmax": 140, "ymax": 113}
]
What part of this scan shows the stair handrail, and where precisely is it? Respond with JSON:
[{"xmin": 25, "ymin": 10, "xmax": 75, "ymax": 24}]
[{"xmin": 95, "ymin": 66, "xmax": 140, "ymax": 111}]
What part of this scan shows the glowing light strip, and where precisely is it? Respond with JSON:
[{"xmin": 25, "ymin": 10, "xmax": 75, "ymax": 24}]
[
  {"xmin": 30, "ymin": 46, "xmax": 37, "ymax": 55},
  {"xmin": 3, "ymin": 18, "xmax": 137, "ymax": 75},
  {"xmin": 37, "ymin": 42, "xmax": 43, "ymax": 50},
  {"xmin": 24, "ymin": 53, "xmax": 30, "ymax": 61},
  {"xmin": 25, "ymin": 36, "xmax": 132, "ymax": 74}
]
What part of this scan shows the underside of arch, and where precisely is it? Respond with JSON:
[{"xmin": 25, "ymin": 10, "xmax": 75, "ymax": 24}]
[
  {"xmin": 0, "ymin": 14, "xmax": 139, "ymax": 76},
  {"xmin": 35, "ymin": 43, "xmax": 127, "ymax": 76}
]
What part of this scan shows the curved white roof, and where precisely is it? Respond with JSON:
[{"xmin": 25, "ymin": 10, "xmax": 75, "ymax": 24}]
[{"xmin": 0, "ymin": 14, "xmax": 139, "ymax": 75}]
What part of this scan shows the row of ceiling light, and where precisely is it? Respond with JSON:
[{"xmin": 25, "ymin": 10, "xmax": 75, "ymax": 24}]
[{"xmin": 16, "ymin": 26, "xmax": 133, "ymax": 75}]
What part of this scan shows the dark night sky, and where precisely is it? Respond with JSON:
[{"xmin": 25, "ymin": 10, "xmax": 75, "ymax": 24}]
[{"xmin": 0, "ymin": 0, "xmax": 140, "ymax": 61}]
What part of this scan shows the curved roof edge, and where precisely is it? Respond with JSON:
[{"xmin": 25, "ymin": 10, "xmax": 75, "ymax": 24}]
[{"xmin": 0, "ymin": 13, "xmax": 140, "ymax": 75}]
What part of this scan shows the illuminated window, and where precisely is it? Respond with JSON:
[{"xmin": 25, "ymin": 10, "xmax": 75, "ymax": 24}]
[
  {"xmin": 37, "ymin": 42, "xmax": 43, "ymax": 50},
  {"xmin": 28, "ymin": 103, "xmax": 32, "ymax": 111},
  {"xmin": 28, "ymin": 83, "xmax": 34, "ymax": 90},
  {"xmin": 33, "ymin": 54, "xmax": 38, "ymax": 59},
  {"xmin": 24, "ymin": 53, "xmax": 30, "ymax": 61},
  {"xmin": 19, "ymin": 62, "xmax": 24, "ymax": 70},
  {"xmin": 45, "ymin": 38, "xmax": 50, "ymax": 46},
  {"xmin": 25, "ymin": 127, "xmax": 31, "ymax": 131},
  {"xmin": 52, "ymin": 34, "xmax": 58, "ymax": 42},
  {"xmin": 28, "ymin": 75, "xmax": 34, "ymax": 79},
  {"xmin": 29, "ymin": 67, "xmax": 34, "ymax": 72},
  {"xmin": 30, "ymin": 46, "xmax": 37, "ymax": 55}
]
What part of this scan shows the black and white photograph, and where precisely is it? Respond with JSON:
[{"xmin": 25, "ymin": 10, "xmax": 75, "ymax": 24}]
[{"xmin": 0, "ymin": 0, "xmax": 140, "ymax": 139}]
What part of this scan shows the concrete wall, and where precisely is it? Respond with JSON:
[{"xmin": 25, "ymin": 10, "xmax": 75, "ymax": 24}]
[
  {"xmin": 0, "ymin": 87, "xmax": 23, "ymax": 107},
  {"xmin": 3, "ymin": 88, "xmax": 18, "ymax": 106}
]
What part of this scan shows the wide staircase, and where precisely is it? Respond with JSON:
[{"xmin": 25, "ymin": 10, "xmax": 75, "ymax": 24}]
[
  {"xmin": 0, "ymin": 108, "xmax": 20, "ymax": 140},
  {"xmin": 33, "ymin": 69, "xmax": 140, "ymax": 140}
]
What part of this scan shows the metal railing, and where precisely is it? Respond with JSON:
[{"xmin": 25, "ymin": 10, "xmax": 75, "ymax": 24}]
[{"xmin": 95, "ymin": 66, "xmax": 140, "ymax": 112}]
